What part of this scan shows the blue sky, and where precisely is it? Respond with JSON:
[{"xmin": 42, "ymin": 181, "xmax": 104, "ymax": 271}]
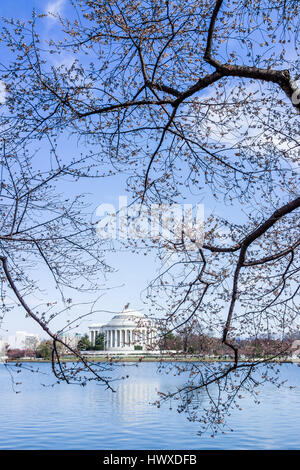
[
  {"xmin": 0, "ymin": 1, "xmax": 225, "ymax": 338},
  {"xmin": 0, "ymin": 1, "xmax": 173, "ymax": 337},
  {"xmin": 1, "ymin": 0, "xmax": 294, "ymax": 340}
]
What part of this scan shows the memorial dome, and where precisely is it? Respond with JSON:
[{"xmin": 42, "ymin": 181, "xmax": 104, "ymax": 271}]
[{"xmin": 105, "ymin": 310, "xmax": 149, "ymax": 328}]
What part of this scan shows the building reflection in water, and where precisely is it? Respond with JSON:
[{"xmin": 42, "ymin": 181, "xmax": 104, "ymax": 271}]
[{"xmin": 85, "ymin": 365, "xmax": 163, "ymax": 421}]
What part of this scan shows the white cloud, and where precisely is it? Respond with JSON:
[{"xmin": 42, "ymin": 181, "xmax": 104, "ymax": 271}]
[
  {"xmin": 0, "ymin": 81, "xmax": 6, "ymax": 104},
  {"xmin": 53, "ymin": 55, "xmax": 76, "ymax": 69},
  {"xmin": 189, "ymin": 82, "xmax": 299, "ymax": 166},
  {"xmin": 45, "ymin": 0, "xmax": 66, "ymax": 18}
]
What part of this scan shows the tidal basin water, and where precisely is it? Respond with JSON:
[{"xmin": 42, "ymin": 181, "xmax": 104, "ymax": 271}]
[{"xmin": 0, "ymin": 361, "xmax": 299, "ymax": 449}]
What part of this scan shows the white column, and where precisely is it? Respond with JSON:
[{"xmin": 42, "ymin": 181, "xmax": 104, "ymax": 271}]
[{"xmin": 127, "ymin": 330, "xmax": 130, "ymax": 347}]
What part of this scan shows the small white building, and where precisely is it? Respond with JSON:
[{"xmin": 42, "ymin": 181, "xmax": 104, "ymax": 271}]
[
  {"xmin": 0, "ymin": 337, "xmax": 7, "ymax": 361},
  {"xmin": 58, "ymin": 332, "xmax": 82, "ymax": 353},
  {"xmin": 8, "ymin": 331, "xmax": 40, "ymax": 350},
  {"xmin": 88, "ymin": 309, "xmax": 158, "ymax": 352}
]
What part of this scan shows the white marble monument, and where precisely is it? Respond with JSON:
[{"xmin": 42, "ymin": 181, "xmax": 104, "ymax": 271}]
[{"xmin": 88, "ymin": 309, "xmax": 158, "ymax": 352}]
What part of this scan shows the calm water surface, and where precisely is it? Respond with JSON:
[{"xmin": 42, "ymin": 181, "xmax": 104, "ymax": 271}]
[{"xmin": 0, "ymin": 362, "xmax": 299, "ymax": 449}]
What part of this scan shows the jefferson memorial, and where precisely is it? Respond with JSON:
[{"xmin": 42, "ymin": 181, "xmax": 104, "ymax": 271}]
[{"xmin": 88, "ymin": 309, "xmax": 158, "ymax": 352}]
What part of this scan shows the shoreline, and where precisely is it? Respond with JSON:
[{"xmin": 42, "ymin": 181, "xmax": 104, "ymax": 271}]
[{"xmin": 4, "ymin": 356, "xmax": 300, "ymax": 364}]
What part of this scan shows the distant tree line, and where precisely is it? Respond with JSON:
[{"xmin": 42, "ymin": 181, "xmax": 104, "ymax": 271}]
[
  {"xmin": 6, "ymin": 333, "xmax": 105, "ymax": 360},
  {"xmin": 160, "ymin": 332, "xmax": 292, "ymax": 359}
]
